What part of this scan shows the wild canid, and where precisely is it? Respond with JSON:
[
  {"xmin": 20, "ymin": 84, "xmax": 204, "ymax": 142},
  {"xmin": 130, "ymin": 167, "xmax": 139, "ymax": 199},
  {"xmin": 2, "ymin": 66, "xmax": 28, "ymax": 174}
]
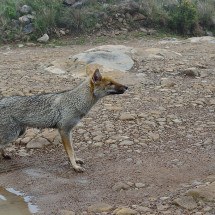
[{"xmin": 0, "ymin": 67, "xmax": 128, "ymax": 172}]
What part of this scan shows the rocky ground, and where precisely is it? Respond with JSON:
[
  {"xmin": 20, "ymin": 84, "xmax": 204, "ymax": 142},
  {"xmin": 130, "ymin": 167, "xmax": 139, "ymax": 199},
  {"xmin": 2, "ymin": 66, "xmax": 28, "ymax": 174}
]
[{"xmin": 0, "ymin": 36, "xmax": 215, "ymax": 215}]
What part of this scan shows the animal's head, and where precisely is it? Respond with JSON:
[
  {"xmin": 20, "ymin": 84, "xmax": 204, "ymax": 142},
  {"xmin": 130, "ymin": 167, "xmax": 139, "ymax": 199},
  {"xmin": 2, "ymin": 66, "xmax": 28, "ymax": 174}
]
[{"xmin": 90, "ymin": 69, "xmax": 128, "ymax": 98}]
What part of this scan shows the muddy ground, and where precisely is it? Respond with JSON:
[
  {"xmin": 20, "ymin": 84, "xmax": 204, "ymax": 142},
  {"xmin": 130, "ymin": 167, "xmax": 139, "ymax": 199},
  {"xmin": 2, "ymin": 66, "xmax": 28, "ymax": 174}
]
[{"xmin": 0, "ymin": 36, "xmax": 215, "ymax": 215}]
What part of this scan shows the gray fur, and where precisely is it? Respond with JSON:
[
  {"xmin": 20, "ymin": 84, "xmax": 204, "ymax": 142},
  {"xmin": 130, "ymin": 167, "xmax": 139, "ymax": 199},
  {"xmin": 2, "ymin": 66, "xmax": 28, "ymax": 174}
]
[
  {"xmin": 0, "ymin": 71, "xmax": 127, "ymax": 172},
  {"xmin": 0, "ymin": 78, "xmax": 97, "ymax": 146}
]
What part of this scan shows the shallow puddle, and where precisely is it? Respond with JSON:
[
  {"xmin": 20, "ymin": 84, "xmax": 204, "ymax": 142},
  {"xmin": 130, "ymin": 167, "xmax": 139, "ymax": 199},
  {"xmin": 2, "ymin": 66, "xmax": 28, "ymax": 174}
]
[{"xmin": 0, "ymin": 187, "xmax": 39, "ymax": 215}]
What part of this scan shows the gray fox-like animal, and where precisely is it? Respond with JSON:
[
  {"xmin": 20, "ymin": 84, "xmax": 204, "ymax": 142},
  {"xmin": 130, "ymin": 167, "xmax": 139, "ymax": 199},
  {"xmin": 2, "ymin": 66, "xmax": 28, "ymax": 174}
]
[{"xmin": 0, "ymin": 68, "xmax": 128, "ymax": 172}]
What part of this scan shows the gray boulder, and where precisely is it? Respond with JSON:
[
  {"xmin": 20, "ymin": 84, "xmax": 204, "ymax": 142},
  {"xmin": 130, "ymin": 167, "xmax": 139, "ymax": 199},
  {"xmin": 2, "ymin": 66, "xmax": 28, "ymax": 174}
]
[
  {"xmin": 19, "ymin": 15, "xmax": 31, "ymax": 25},
  {"xmin": 20, "ymin": 5, "xmax": 32, "ymax": 14},
  {"xmin": 70, "ymin": 45, "xmax": 134, "ymax": 72},
  {"xmin": 23, "ymin": 23, "xmax": 34, "ymax": 34}
]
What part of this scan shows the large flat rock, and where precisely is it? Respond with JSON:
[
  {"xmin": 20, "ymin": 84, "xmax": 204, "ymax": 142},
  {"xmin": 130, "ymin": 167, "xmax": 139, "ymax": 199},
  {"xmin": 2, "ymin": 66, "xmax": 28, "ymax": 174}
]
[{"xmin": 70, "ymin": 45, "xmax": 135, "ymax": 72}]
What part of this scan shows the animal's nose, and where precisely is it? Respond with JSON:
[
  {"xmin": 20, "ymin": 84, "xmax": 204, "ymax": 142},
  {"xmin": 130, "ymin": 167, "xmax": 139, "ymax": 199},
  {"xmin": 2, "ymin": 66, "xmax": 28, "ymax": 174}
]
[{"xmin": 124, "ymin": 86, "xmax": 128, "ymax": 90}]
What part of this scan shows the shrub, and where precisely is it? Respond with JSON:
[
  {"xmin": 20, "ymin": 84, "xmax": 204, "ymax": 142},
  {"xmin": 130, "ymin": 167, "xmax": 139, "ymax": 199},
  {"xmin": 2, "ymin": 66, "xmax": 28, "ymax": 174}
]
[
  {"xmin": 0, "ymin": 0, "xmax": 215, "ymax": 43},
  {"xmin": 196, "ymin": 0, "xmax": 215, "ymax": 29},
  {"xmin": 168, "ymin": 0, "xmax": 198, "ymax": 35},
  {"xmin": 57, "ymin": 7, "xmax": 98, "ymax": 32},
  {"xmin": 21, "ymin": 0, "xmax": 62, "ymax": 35},
  {"xmin": 138, "ymin": 0, "xmax": 169, "ymax": 27}
]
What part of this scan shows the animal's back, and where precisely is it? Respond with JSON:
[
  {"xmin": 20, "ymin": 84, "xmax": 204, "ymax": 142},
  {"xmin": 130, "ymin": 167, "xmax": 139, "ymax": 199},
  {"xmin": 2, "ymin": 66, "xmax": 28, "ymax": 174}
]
[{"xmin": 0, "ymin": 93, "xmax": 62, "ymax": 128}]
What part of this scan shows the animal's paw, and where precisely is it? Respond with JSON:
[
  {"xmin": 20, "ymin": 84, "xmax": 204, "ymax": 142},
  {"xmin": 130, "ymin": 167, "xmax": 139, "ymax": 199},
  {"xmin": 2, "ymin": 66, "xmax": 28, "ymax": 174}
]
[
  {"xmin": 75, "ymin": 158, "xmax": 84, "ymax": 165},
  {"xmin": 73, "ymin": 165, "xmax": 85, "ymax": 173}
]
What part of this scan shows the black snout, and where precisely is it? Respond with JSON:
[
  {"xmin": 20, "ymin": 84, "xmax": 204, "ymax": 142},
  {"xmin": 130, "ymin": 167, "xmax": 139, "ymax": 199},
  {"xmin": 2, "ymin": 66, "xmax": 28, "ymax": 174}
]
[
  {"xmin": 117, "ymin": 85, "xmax": 128, "ymax": 94},
  {"xmin": 108, "ymin": 85, "xmax": 128, "ymax": 95}
]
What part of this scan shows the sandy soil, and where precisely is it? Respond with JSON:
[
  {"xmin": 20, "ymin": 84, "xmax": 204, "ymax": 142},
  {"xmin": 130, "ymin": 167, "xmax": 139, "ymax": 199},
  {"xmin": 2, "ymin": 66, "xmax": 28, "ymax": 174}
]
[{"xmin": 0, "ymin": 37, "xmax": 215, "ymax": 215}]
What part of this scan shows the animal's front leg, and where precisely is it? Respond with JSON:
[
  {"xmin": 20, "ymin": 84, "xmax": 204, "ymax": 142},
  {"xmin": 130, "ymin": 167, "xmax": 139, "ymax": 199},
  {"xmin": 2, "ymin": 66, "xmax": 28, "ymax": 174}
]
[
  {"xmin": 58, "ymin": 129, "xmax": 85, "ymax": 172},
  {"xmin": 75, "ymin": 156, "xmax": 84, "ymax": 165}
]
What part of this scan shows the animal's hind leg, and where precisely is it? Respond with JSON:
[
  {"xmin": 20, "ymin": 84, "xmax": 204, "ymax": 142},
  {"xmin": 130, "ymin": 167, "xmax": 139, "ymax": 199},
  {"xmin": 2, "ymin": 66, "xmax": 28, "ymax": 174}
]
[{"xmin": 0, "ymin": 123, "xmax": 25, "ymax": 160}]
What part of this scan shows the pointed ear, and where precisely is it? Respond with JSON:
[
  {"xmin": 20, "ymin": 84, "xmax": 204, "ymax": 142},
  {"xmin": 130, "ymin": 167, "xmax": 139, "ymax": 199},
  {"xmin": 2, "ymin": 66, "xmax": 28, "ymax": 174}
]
[{"xmin": 92, "ymin": 69, "xmax": 102, "ymax": 83}]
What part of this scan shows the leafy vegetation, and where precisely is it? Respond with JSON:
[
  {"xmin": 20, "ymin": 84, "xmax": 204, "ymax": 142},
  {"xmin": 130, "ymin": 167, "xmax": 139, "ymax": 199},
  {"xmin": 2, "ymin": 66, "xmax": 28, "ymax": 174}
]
[
  {"xmin": 168, "ymin": 0, "xmax": 198, "ymax": 34},
  {"xmin": 0, "ymin": 0, "xmax": 214, "ymax": 43}
]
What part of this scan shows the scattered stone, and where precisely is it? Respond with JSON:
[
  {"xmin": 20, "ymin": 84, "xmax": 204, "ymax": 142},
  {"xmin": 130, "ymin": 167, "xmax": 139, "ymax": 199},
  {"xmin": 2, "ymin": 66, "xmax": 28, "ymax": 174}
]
[
  {"xmin": 119, "ymin": 140, "xmax": 134, "ymax": 146},
  {"xmin": 25, "ymin": 42, "xmax": 36, "ymax": 47},
  {"xmin": 18, "ymin": 44, "xmax": 24, "ymax": 48},
  {"xmin": 113, "ymin": 207, "xmax": 137, "ymax": 215},
  {"xmin": 187, "ymin": 182, "xmax": 215, "ymax": 202},
  {"xmin": 157, "ymin": 204, "xmax": 169, "ymax": 211},
  {"xmin": 172, "ymin": 119, "xmax": 182, "ymax": 124},
  {"xmin": 138, "ymin": 142, "xmax": 147, "ymax": 147},
  {"xmin": 204, "ymin": 175, "xmax": 215, "ymax": 183},
  {"xmin": 147, "ymin": 29, "xmax": 157, "ymax": 35},
  {"xmin": 59, "ymin": 29, "xmax": 66, "ymax": 35},
  {"xmin": 209, "ymin": 99, "xmax": 215, "ymax": 105},
  {"xmin": 17, "ymin": 148, "xmax": 30, "ymax": 157},
  {"xmin": 134, "ymin": 206, "xmax": 151, "ymax": 212},
  {"xmin": 37, "ymin": 34, "xmax": 49, "ymax": 43},
  {"xmin": 135, "ymin": 183, "xmax": 146, "ymax": 188},
  {"xmin": 88, "ymin": 203, "xmax": 113, "ymax": 213},
  {"xmin": 26, "ymin": 137, "xmax": 51, "ymax": 149},
  {"xmin": 119, "ymin": 113, "xmax": 136, "ymax": 121},
  {"xmin": 126, "ymin": 158, "xmax": 133, "ymax": 162},
  {"xmin": 45, "ymin": 66, "xmax": 66, "ymax": 74},
  {"xmin": 173, "ymin": 196, "xmax": 197, "ymax": 210},
  {"xmin": 160, "ymin": 78, "xmax": 176, "ymax": 88},
  {"xmin": 200, "ymin": 70, "xmax": 209, "ymax": 78},
  {"xmin": 160, "ymin": 196, "xmax": 170, "ymax": 201},
  {"xmin": 166, "ymin": 67, "xmax": 174, "ymax": 72},
  {"xmin": 93, "ymin": 135, "xmax": 103, "ymax": 141},
  {"xmin": 92, "ymin": 142, "xmax": 104, "ymax": 147},
  {"xmin": 60, "ymin": 209, "xmax": 75, "ymax": 215},
  {"xmin": 140, "ymin": 27, "xmax": 148, "ymax": 33},
  {"xmin": 148, "ymin": 132, "xmax": 160, "ymax": 141},
  {"xmin": 112, "ymin": 182, "xmax": 130, "ymax": 191}
]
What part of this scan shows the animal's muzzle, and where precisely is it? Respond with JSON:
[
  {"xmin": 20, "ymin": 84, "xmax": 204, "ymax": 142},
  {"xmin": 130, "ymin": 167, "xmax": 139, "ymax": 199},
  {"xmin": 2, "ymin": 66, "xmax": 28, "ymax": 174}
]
[{"xmin": 116, "ymin": 85, "xmax": 128, "ymax": 94}]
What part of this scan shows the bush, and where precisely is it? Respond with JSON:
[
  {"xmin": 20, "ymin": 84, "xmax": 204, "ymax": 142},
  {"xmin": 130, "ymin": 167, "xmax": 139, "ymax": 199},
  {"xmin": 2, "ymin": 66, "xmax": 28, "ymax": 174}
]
[
  {"xmin": 197, "ymin": 0, "xmax": 215, "ymax": 30},
  {"xmin": 0, "ymin": 0, "xmax": 215, "ymax": 43},
  {"xmin": 21, "ymin": 0, "xmax": 62, "ymax": 35},
  {"xmin": 57, "ymin": 7, "xmax": 98, "ymax": 32},
  {"xmin": 168, "ymin": 0, "xmax": 198, "ymax": 34},
  {"xmin": 139, "ymin": 0, "xmax": 169, "ymax": 27},
  {"xmin": 0, "ymin": 0, "xmax": 17, "ymax": 18}
]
